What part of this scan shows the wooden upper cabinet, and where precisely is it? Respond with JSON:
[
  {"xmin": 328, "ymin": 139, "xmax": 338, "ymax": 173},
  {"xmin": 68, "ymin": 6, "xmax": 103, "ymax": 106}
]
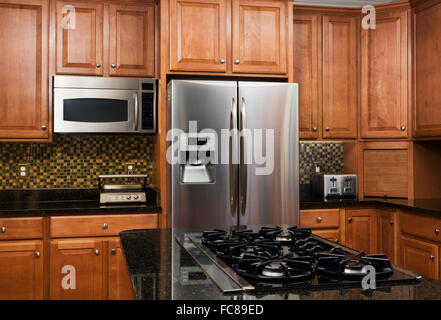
[
  {"xmin": 232, "ymin": 0, "xmax": 287, "ymax": 74},
  {"xmin": 413, "ymin": 0, "xmax": 441, "ymax": 137},
  {"xmin": 322, "ymin": 15, "xmax": 357, "ymax": 139},
  {"xmin": 169, "ymin": 0, "xmax": 227, "ymax": 72},
  {"xmin": 293, "ymin": 14, "xmax": 319, "ymax": 139},
  {"xmin": 109, "ymin": 4, "xmax": 156, "ymax": 77},
  {"xmin": 56, "ymin": 1, "xmax": 103, "ymax": 75},
  {"xmin": 361, "ymin": 9, "xmax": 409, "ymax": 138},
  {"xmin": 0, "ymin": 0, "xmax": 49, "ymax": 140}
]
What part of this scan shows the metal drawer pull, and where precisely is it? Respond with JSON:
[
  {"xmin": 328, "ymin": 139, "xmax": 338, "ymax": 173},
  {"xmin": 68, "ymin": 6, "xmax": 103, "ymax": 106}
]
[
  {"xmin": 103, "ymin": 223, "xmax": 108, "ymax": 230},
  {"xmin": 435, "ymin": 229, "xmax": 440, "ymax": 235},
  {"xmin": 430, "ymin": 255, "xmax": 435, "ymax": 260},
  {"xmin": 0, "ymin": 226, "xmax": 5, "ymax": 233},
  {"xmin": 317, "ymin": 217, "xmax": 322, "ymax": 223},
  {"xmin": 35, "ymin": 252, "xmax": 40, "ymax": 258},
  {"xmin": 111, "ymin": 249, "xmax": 116, "ymax": 255},
  {"xmin": 95, "ymin": 249, "xmax": 100, "ymax": 256}
]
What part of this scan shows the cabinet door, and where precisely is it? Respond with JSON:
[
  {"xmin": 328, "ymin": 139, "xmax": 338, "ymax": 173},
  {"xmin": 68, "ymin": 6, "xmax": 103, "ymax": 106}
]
[
  {"xmin": 413, "ymin": 0, "xmax": 441, "ymax": 137},
  {"xmin": 400, "ymin": 235, "xmax": 439, "ymax": 280},
  {"xmin": 0, "ymin": 240, "xmax": 43, "ymax": 300},
  {"xmin": 50, "ymin": 239, "xmax": 103, "ymax": 300},
  {"xmin": 232, "ymin": 0, "xmax": 287, "ymax": 74},
  {"xmin": 56, "ymin": 1, "xmax": 103, "ymax": 75},
  {"xmin": 0, "ymin": 0, "xmax": 49, "ymax": 140},
  {"xmin": 293, "ymin": 14, "xmax": 319, "ymax": 139},
  {"xmin": 109, "ymin": 3, "xmax": 156, "ymax": 77},
  {"xmin": 378, "ymin": 210, "xmax": 396, "ymax": 264},
  {"xmin": 361, "ymin": 9, "xmax": 408, "ymax": 138},
  {"xmin": 169, "ymin": 0, "xmax": 227, "ymax": 72},
  {"xmin": 345, "ymin": 209, "xmax": 377, "ymax": 253},
  {"xmin": 322, "ymin": 15, "xmax": 357, "ymax": 139},
  {"xmin": 108, "ymin": 238, "xmax": 135, "ymax": 300}
]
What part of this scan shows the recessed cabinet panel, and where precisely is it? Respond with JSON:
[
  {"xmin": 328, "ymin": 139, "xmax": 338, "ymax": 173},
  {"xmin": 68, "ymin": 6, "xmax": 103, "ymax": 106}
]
[
  {"xmin": 170, "ymin": 0, "xmax": 227, "ymax": 72},
  {"xmin": 361, "ymin": 10, "xmax": 408, "ymax": 138},
  {"xmin": 322, "ymin": 15, "xmax": 357, "ymax": 139},
  {"xmin": 56, "ymin": 1, "xmax": 103, "ymax": 75},
  {"xmin": 293, "ymin": 14, "xmax": 319, "ymax": 139},
  {"xmin": 109, "ymin": 4, "xmax": 156, "ymax": 77},
  {"xmin": 400, "ymin": 235, "xmax": 439, "ymax": 280},
  {"xmin": 0, "ymin": 0, "xmax": 49, "ymax": 140},
  {"xmin": 232, "ymin": 0, "xmax": 287, "ymax": 74}
]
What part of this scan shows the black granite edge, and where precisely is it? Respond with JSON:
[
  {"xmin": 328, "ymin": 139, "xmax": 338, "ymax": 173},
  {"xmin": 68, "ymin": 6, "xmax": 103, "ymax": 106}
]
[{"xmin": 0, "ymin": 188, "xmax": 162, "ymax": 216}]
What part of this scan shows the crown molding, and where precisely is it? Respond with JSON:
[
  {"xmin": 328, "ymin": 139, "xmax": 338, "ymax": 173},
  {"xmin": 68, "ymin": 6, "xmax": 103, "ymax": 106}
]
[{"xmin": 293, "ymin": 0, "xmax": 401, "ymax": 8}]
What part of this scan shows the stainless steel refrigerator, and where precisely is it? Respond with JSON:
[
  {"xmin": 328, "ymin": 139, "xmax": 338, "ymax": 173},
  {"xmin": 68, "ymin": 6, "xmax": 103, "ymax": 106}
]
[{"xmin": 168, "ymin": 80, "xmax": 299, "ymax": 229}]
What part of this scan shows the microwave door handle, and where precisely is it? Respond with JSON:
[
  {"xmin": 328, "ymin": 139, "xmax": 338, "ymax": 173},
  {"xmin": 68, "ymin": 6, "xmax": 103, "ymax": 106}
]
[
  {"xmin": 134, "ymin": 92, "xmax": 139, "ymax": 131},
  {"xmin": 240, "ymin": 97, "xmax": 247, "ymax": 217},
  {"xmin": 230, "ymin": 97, "xmax": 238, "ymax": 217}
]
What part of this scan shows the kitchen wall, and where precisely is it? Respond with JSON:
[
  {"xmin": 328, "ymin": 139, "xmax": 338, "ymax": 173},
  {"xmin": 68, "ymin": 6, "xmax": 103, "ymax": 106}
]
[
  {"xmin": 0, "ymin": 139, "xmax": 341, "ymax": 189},
  {"xmin": 299, "ymin": 142, "xmax": 344, "ymax": 184},
  {"xmin": 0, "ymin": 135, "xmax": 155, "ymax": 189}
]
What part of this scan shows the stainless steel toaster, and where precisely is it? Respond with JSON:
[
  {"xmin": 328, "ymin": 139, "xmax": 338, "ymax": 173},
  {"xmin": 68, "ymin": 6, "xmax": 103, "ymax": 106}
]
[{"xmin": 310, "ymin": 174, "xmax": 358, "ymax": 198}]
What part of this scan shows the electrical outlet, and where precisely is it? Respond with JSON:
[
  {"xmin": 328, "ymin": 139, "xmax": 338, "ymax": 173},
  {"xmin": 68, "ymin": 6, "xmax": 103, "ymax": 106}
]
[
  {"xmin": 125, "ymin": 163, "xmax": 135, "ymax": 175},
  {"xmin": 18, "ymin": 164, "xmax": 29, "ymax": 178}
]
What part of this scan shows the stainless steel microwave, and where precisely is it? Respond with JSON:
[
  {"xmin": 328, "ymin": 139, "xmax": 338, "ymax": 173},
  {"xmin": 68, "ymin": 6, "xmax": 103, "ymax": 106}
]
[{"xmin": 53, "ymin": 76, "xmax": 157, "ymax": 133}]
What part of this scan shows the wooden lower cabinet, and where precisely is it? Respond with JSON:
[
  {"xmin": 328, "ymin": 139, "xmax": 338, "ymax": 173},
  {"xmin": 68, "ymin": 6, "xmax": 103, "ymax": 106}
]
[
  {"xmin": 312, "ymin": 229, "xmax": 339, "ymax": 243},
  {"xmin": 400, "ymin": 235, "xmax": 439, "ymax": 280},
  {"xmin": 378, "ymin": 209, "xmax": 397, "ymax": 264},
  {"xmin": 0, "ymin": 240, "xmax": 43, "ymax": 300},
  {"xmin": 108, "ymin": 238, "xmax": 135, "ymax": 300},
  {"xmin": 50, "ymin": 238, "xmax": 104, "ymax": 300},
  {"xmin": 50, "ymin": 237, "xmax": 135, "ymax": 300},
  {"xmin": 345, "ymin": 209, "xmax": 377, "ymax": 254}
]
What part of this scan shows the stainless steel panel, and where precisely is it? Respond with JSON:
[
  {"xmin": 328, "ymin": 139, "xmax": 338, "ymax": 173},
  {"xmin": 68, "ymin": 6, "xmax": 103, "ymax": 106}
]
[
  {"xmin": 169, "ymin": 80, "xmax": 238, "ymax": 229},
  {"xmin": 238, "ymin": 82, "xmax": 299, "ymax": 226},
  {"xmin": 53, "ymin": 75, "xmax": 148, "ymax": 90}
]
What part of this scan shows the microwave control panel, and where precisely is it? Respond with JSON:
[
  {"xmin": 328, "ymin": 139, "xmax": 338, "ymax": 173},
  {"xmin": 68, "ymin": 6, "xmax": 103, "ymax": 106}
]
[{"xmin": 140, "ymin": 81, "xmax": 157, "ymax": 133}]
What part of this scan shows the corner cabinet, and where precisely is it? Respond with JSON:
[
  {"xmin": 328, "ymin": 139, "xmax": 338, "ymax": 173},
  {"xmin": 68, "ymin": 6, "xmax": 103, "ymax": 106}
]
[
  {"xmin": 361, "ymin": 7, "xmax": 409, "ymax": 139},
  {"xmin": 0, "ymin": 0, "xmax": 50, "ymax": 141},
  {"xmin": 168, "ymin": 0, "xmax": 290, "ymax": 75},
  {"xmin": 56, "ymin": 0, "xmax": 157, "ymax": 77}
]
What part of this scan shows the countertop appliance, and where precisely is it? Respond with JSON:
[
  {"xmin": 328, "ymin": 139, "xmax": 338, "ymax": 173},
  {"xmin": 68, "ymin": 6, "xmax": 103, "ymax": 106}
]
[
  {"xmin": 168, "ymin": 80, "xmax": 299, "ymax": 229},
  {"xmin": 176, "ymin": 226, "xmax": 421, "ymax": 294},
  {"xmin": 53, "ymin": 76, "xmax": 157, "ymax": 133},
  {"xmin": 99, "ymin": 174, "xmax": 150, "ymax": 204},
  {"xmin": 310, "ymin": 174, "xmax": 358, "ymax": 198}
]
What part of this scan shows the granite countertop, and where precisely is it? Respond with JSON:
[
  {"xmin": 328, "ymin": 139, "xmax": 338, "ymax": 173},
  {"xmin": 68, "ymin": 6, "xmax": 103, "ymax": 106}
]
[
  {"xmin": 0, "ymin": 188, "xmax": 161, "ymax": 215},
  {"xmin": 119, "ymin": 228, "xmax": 441, "ymax": 300}
]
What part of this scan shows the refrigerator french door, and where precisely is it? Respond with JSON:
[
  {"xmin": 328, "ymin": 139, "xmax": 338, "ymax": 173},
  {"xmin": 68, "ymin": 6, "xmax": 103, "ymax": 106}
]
[{"xmin": 169, "ymin": 80, "xmax": 299, "ymax": 229}]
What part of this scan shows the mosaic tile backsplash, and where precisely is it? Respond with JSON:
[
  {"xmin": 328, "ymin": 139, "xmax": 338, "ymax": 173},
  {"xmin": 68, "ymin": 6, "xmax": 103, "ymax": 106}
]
[
  {"xmin": 0, "ymin": 135, "xmax": 155, "ymax": 189},
  {"xmin": 0, "ymin": 138, "xmax": 341, "ymax": 189},
  {"xmin": 299, "ymin": 142, "xmax": 344, "ymax": 184}
]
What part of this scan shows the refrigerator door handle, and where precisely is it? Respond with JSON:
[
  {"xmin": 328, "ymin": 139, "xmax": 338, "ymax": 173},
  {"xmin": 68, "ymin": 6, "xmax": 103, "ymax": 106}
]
[
  {"xmin": 240, "ymin": 97, "xmax": 247, "ymax": 217},
  {"xmin": 230, "ymin": 97, "xmax": 238, "ymax": 217}
]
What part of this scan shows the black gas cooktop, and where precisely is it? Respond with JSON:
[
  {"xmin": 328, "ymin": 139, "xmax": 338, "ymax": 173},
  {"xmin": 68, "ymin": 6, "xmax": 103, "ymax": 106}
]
[{"xmin": 176, "ymin": 226, "xmax": 422, "ymax": 294}]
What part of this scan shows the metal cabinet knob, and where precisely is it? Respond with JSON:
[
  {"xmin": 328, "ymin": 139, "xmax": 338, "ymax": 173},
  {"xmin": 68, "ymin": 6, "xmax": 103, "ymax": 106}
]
[
  {"xmin": 35, "ymin": 252, "xmax": 40, "ymax": 258},
  {"xmin": 96, "ymin": 63, "xmax": 101, "ymax": 68},
  {"xmin": 390, "ymin": 220, "xmax": 394, "ymax": 225},
  {"xmin": 348, "ymin": 218, "xmax": 353, "ymax": 223},
  {"xmin": 435, "ymin": 229, "xmax": 440, "ymax": 235},
  {"xmin": 325, "ymin": 127, "xmax": 330, "ymax": 131},
  {"xmin": 95, "ymin": 249, "xmax": 100, "ymax": 256},
  {"xmin": 430, "ymin": 255, "xmax": 435, "ymax": 260},
  {"xmin": 111, "ymin": 63, "xmax": 116, "ymax": 68},
  {"xmin": 401, "ymin": 125, "xmax": 406, "ymax": 131},
  {"xmin": 111, "ymin": 248, "xmax": 116, "ymax": 255},
  {"xmin": 220, "ymin": 59, "xmax": 225, "ymax": 64},
  {"xmin": 317, "ymin": 217, "xmax": 322, "ymax": 223},
  {"xmin": 103, "ymin": 223, "xmax": 108, "ymax": 230},
  {"xmin": 312, "ymin": 127, "xmax": 317, "ymax": 132},
  {"xmin": 235, "ymin": 60, "xmax": 240, "ymax": 64},
  {"xmin": 41, "ymin": 125, "xmax": 47, "ymax": 130},
  {"xmin": 0, "ymin": 226, "xmax": 5, "ymax": 233}
]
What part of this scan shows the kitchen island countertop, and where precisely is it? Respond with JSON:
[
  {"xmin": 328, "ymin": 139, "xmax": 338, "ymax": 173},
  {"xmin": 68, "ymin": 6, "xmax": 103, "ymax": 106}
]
[{"xmin": 119, "ymin": 228, "xmax": 441, "ymax": 300}]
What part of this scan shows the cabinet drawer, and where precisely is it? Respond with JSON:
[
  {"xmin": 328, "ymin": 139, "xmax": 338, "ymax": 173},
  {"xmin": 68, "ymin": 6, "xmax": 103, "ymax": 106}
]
[
  {"xmin": 300, "ymin": 209, "xmax": 340, "ymax": 229},
  {"xmin": 401, "ymin": 212, "xmax": 441, "ymax": 243},
  {"xmin": 312, "ymin": 229, "xmax": 339, "ymax": 243},
  {"xmin": 0, "ymin": 217, "xmax": 43, "ymax": 240},
  {"xmin": 50, "ymin": 214, "xmax": 158, "ymax": 238}
]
